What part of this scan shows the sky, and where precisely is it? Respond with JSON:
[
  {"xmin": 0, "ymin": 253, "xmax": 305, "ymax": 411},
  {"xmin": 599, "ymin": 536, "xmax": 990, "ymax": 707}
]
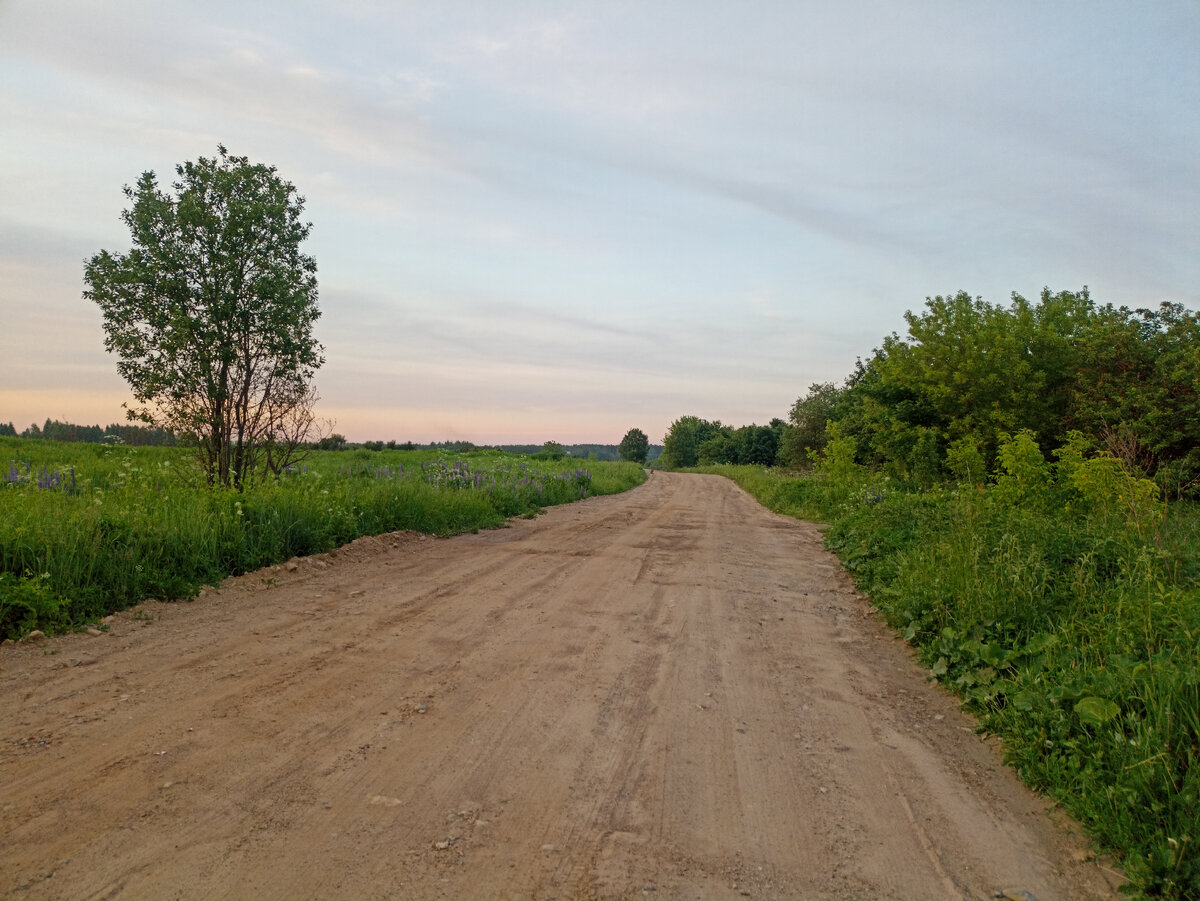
[{"xmin": 1, "ymin": 1, "xmax": 1197, "ymax": 445}]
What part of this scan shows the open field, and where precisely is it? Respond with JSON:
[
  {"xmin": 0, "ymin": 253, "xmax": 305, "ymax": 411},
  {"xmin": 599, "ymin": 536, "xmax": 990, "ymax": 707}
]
[
  {"xmin": 0, "ymin": 472, "xmax": 1123, "ymax": 899},
  {"xmin": 0, "ymin": 438, "xmax": 645, "ymax": 638}
]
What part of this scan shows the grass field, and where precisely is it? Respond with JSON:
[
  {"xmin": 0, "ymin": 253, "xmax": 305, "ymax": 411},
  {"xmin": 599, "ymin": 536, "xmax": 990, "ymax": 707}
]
[
  {"xmin": 697, "ymin": 463, "xmax": 1198, "ymax": 900},
  {"xmin": 0, "ymin": 437, "xmax": 645, "ymax": 640}
]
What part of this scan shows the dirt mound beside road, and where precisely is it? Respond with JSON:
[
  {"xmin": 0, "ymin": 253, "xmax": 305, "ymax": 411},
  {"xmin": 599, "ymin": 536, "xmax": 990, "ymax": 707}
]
[{"xmin": 1, "ymin": 472, "xmax": 1123, "ymax": 899}]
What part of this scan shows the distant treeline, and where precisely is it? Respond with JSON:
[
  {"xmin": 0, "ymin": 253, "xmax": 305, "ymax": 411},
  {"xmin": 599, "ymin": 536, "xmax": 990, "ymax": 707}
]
[
  {"xmin": 332, "ymin": 436, "xmax": 661, "ymax": 461},
  {"xmin": 1, "ymin": 419, "xmax": 178, "ymax": 446},
  {"xmin": 495, "ymin": 443, "xmax": 663, "ymax": 462},
  {"xmin": 2, "ymin": 422, "xmax": 662, "ymax": 461}
]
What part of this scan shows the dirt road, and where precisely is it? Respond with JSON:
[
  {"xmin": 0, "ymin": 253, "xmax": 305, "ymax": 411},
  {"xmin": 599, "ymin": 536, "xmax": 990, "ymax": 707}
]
[{"xmin": 1, "ymin": 472, "xmax": 1123, "ymax": 900}]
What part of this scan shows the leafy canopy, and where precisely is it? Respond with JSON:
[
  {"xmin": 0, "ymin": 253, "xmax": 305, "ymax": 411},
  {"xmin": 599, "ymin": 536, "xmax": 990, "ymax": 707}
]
[
  {"xmin": 618, "ymin": 428, "xmax": 650, "ymax": 464},
  {"xmin": 84, "ymin": 146, "xmax": 325, "ymax": 488},
  {"xmin": 817, "ymin": 288, "xmax": 1200, "ymax": 496}
]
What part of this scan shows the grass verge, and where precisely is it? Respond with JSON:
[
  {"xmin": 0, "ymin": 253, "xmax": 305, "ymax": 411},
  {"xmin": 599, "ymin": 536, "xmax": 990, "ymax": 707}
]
[
  {"xmin": 1, "ymin": 439, "xmax": 645, "ymax": 637},
  {"xmin": 696, "ymin": 463, "xmax": 1198, "ymax": 900}
]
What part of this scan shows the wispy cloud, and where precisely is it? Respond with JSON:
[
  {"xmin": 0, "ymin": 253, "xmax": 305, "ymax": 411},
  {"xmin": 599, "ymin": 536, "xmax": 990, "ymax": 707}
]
[{"xmin": 1, "ymin": 0, "xmax": 1196, "ymax": 442}]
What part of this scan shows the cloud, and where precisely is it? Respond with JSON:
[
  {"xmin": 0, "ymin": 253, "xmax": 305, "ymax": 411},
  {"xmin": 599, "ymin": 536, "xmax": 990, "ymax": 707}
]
[{"xmin": 1, "ymin": 0, "xmax": 1196, "ymax": 442}]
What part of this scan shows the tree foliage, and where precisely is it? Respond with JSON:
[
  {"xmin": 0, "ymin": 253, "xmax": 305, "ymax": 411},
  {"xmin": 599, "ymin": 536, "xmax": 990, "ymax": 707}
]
[
  {"xmin": 810, "ymin": 288, "xmax": 1199, "ymax": 496},
  {"xmin": 699, "ymin": 423, "xmax": 783, "ymax": 466},
  {"xmin": 662, "ymin": 416, "xmax": 726, "ymax": 468},
  {"xmin": 618, "ymin": 428, "xmax": 650, "ymax": 464},
  {"xmin": 660, "ymin": 416, "xmax": 789, "ymax": 468},
  {"xmin": 534, "ymin": 441, "xmax": 567, "ymax": 460},
  {"xmin": 84, "ymin": 146, "xmax": 325, "ymax": 488},
  {"xmin": 780, "ymin": 382, "xmax": 845, "ymax": 466},
  {"xmin": 315, "ymin": 433, "xmax": 347, "ymax": 451}
]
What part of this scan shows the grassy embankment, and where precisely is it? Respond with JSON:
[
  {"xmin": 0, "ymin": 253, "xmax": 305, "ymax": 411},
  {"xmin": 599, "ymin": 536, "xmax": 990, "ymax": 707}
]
[
  {"xmin": 695, "ymin": 462, "xmax": 1198, "ymax": 901},
  {"xmin": 0, "ymin": 437, "xmax": 645, "ymax": 639}
]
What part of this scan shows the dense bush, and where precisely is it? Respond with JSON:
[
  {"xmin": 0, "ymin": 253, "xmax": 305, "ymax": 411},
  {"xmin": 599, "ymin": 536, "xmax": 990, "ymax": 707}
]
[{"xmin": 784, "ymin": 289, "xmax": 1200, "ymax": 499}]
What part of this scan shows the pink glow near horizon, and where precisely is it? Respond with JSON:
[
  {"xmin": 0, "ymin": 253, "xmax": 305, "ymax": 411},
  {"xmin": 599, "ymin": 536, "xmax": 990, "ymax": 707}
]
[{"xmin": 0, "ymin": 389, "xmax": 669, "ymax": 447}]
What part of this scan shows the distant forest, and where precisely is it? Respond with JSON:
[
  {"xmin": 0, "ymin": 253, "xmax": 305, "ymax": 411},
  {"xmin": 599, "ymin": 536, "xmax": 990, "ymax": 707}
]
[
  {"xmin": 495, "ymin": 443, "xmax": 663, "ymax": 462},
  {"xmin": 345, "ymin": 438, "xmax": 662, "ymax": 461},
  {"xmin": 1, "ymin": 420, "xmax": 661, "ymax": 462},
  {"xmin": 1, "ymin": 418, "xmax": 178, "ymax": 446}
]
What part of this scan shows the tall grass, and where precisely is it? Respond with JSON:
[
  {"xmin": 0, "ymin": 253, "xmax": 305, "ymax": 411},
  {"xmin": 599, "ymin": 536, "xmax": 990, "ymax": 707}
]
[
  {"xmin": 701, "ymin": 463, "xmax": 1198, "ymax": 900},
  {"xmin": 0, "ymin": 438, "xmax": 645, "ymax": 637}
]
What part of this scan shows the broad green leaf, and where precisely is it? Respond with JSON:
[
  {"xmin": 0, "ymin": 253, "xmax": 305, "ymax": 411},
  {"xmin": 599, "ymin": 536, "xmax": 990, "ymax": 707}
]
[
  {"xmin": 1011, "ymin": 690, "xmax": 1039, "ymax": 712},
  {"xmin": 1075, "ymin": 696, "xmax": 1120, "ymax": 727}
]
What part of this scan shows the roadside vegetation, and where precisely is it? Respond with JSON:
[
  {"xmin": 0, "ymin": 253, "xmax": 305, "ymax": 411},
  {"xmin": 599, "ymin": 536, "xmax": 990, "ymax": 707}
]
[
  {"xmin": 698, "ymin": 458, "xmax": 1196, "ymax": 899},
  {"xmin": 0, "ymin": 438, "xmax": 645, "ymax": 641},
  {"xmin": 678, "ymin": 288, "xmax": 1199, "ymax": 900}
]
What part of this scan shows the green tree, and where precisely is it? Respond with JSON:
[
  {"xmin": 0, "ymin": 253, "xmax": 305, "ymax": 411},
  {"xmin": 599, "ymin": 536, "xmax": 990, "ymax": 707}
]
[
  {"xmin": 84, "ymin": 146, "xmax": 325, "ymax": 489},
  {"xmin": 618, "ymin": 427, "xmax": 650, "ymax": 463},
  {"xmin": 815, "ymin": 420, "xmax": 864, "ymax": 487},
  {"xmin": 796, "ymin": 287, "xmax": 1197, "ymax": 496},
  {"xmin": 839, "ymin": 288, "xmax": 1106, "ymax": 479},
  {"xmin": 535, "ymin": 441, "xmax": 566, "ymax": 460},
  {"xmin": 698, "ymin": 426, "xmax": 737, "ymax": 464},
  {"xmin": 315, "ymin": 433, "xmax": 347, "ymax": 451},
  {"xmin": 1139, "ymin": 303, "xmax": 1200, "ymax": 495},
  {"xmin": 735, "ymin": 424, "xmax": 780, "ymax": 466},
  {"xmin": 781, "ymin": 382, "xmax": 845, "ymax": 466},
  {"xmin": 662, "ymin": 416, "xmax": 725, "ymax": 468}
]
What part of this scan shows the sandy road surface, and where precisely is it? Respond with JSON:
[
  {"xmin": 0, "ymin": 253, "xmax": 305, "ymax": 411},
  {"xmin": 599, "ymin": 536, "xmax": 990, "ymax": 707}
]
[{"xmin": 2, "ymin": 472, "xmax": 1123, "ymax": 900}]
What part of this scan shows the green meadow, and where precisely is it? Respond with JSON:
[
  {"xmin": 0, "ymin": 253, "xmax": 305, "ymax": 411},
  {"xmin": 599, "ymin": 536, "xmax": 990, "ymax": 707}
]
[{"xmin": 0, "ymin": 437, "xmax": 645, "ymax": 639}]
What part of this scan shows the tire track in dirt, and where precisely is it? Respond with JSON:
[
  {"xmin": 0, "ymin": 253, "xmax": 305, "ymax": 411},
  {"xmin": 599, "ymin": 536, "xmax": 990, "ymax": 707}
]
[{"xmin": 1, "ymin": 472, "xmax": 1124, "ymax": 900}]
